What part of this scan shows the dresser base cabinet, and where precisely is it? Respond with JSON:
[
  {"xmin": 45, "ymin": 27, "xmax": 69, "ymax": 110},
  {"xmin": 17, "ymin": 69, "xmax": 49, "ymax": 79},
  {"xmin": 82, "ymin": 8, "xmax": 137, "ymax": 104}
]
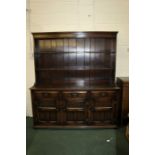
[{"xmin": 31, "ymin": 88, "xmax": 121, "ymax": 128}]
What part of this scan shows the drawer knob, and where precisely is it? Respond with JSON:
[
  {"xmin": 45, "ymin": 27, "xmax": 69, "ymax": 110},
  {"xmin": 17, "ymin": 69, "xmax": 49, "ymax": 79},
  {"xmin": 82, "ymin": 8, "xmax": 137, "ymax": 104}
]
[
  {"xmin": 43, "ymin": 93, "xmax": 49, "ymax": 97},
  {"xmin": 85, "ymin": 102, "xmax": 89, "ymax": 106},
  {"xmin": 71, "ymin": 93, "xmax": 78, "ymax": 97},
  {"xmin": 100, "ymin": 92, "xmax": 107, "ymax": 97}
]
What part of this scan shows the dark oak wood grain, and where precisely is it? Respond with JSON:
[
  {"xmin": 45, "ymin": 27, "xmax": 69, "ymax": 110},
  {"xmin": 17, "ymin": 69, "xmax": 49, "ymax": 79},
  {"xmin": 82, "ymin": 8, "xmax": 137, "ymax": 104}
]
[
  {"xmin": 117, "ymin": 77, "xmax": 129, "ymax": 125},
  {"xmin": 30, "ymin": 32, "xmax": 122, "ymax": 128}
]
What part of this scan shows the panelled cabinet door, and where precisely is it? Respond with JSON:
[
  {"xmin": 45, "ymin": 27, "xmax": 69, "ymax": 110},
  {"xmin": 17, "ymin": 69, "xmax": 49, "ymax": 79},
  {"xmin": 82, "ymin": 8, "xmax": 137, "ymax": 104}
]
[
  {"xmin": 33, "ymin": 91, "xmax": 59, "ymax": 125},
  {"xmin": 88, "ymin": 91, "xmax": 117, "ymax": 125},
  {"xmin": 62, "ymin": 91, "xmax": 88, "ymax": 125}
]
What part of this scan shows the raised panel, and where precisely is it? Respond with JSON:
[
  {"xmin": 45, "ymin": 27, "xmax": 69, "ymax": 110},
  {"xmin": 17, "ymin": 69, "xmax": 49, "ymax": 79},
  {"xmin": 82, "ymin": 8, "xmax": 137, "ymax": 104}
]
[
  {"xmin": 66, "ymin": 111, "xmax": 86, "ymax": 125},
  {"xmin": 37, "ymin": 109, "xmax": 57, "ymax": 124},
  {"xmin": 91, "ymin": 110, "xmax": 113, "ymax": 124}
]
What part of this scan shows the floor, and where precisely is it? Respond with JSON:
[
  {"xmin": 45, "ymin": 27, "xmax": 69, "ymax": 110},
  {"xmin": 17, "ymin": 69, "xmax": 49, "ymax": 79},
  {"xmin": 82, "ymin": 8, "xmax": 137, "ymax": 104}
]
[{"xmin": 26, "ymin": 117, "xmax": 129, "ymax": 155}]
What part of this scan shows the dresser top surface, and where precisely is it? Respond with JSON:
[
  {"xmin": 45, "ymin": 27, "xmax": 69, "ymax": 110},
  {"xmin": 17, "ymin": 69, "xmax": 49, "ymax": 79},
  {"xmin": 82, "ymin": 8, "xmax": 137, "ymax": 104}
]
[{"xmin": 30, "ymin": 84, "xmax": 120, "ymax": 91}]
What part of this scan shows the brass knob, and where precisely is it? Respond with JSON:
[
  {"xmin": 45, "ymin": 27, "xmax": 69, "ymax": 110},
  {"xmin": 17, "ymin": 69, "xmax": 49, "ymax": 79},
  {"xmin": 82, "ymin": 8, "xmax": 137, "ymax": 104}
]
[
  {"xmin": 71, "ymin": 93, "xmax": 78, "ymax": 97},
  {"xmin": 100, "ymin": 92, "xmax": 107, "ymax": 97},
  {"xmin": 43, "ymin": 93, "xmax": 49, "ymax": 97}
]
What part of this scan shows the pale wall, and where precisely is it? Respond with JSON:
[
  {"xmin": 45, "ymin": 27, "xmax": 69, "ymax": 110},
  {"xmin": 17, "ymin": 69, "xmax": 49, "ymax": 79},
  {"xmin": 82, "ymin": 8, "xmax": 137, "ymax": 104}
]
[{"xmin": 26, "ymin": 0, "xmax": 129, "ymax": 116}]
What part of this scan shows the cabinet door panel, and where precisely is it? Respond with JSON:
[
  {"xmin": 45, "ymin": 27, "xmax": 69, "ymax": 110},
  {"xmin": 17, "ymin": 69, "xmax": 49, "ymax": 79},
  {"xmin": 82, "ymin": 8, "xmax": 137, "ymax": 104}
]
[
  {"xmin": 62, "ymin": 91, "xmax": 87, "ymax": 124},
  {"xmin": 37, "ymin": 109, "xmax": 57, "ymax": 125},
  {"xmin": 92, "ymin": 111, "xmax": 112, "ymax": 121},
  {"xmin": 34, "ymin": 91, "xmax": 59, "ymax": 107},
  {"xmin": 89, "ymin": 91, "xmax": 117, "ymax": 125},
  {"xmin": 66, "ymin": 110, "xmax": 86, "ymax": 125}
]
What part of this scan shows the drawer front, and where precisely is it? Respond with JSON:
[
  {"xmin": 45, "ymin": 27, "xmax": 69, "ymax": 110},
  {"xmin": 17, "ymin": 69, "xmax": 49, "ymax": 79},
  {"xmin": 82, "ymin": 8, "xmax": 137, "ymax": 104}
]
[
  {"xmin": 33, "ymin": 91, "xmax": 59, "ymax": 107},
  {"xmin": 62, "ymin": 91, "xmax": 87, "ymax": 108},
  {"xmin": 91, "ymin": 91, "xmax": 116, "ymax": 107},
  {"xmin": 34, "ymin": 91, "xmax": 59, "ymax": 99},
  {"xmin": 63, "ymin": 91, "xmax": 87, "ymax": 99}
]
